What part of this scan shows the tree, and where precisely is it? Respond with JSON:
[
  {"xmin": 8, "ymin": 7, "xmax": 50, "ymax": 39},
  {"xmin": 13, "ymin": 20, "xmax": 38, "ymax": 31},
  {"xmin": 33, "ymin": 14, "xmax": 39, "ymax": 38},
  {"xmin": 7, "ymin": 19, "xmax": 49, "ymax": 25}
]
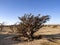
[
  {"xmin": 16, "ymin": 13, "xmax": 50, "ymax": 41},
  {"xmin": 0, "ymin": 22, "xmax": 5, "ymax": 31}
]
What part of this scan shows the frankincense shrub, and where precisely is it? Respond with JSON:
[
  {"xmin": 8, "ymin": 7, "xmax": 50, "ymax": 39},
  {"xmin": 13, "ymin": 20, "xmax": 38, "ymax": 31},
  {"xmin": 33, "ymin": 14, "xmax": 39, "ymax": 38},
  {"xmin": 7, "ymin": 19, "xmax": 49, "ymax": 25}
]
[{"xmin": 16, "ymin": 13, "xmax": 50, "ymax": 41}]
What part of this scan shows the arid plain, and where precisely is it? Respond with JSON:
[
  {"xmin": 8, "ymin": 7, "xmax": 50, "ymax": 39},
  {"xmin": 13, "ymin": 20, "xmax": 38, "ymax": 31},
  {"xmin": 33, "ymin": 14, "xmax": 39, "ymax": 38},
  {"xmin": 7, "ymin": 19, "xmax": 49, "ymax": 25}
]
[{"xmin": 0, "ymin": 25, "xmax": 60, "ymax": 45}]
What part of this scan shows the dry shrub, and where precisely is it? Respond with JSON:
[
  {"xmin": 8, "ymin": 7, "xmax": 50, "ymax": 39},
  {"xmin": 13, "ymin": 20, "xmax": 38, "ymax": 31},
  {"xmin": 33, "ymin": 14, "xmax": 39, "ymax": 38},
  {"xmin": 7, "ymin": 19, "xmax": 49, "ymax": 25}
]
[
  {"xmin": 15, "ymin": 13, "xmax": 50, "ymax": 41},
  {"xmin": 52, "ymin": 25, "xmax": 57, "ymax": 28}
]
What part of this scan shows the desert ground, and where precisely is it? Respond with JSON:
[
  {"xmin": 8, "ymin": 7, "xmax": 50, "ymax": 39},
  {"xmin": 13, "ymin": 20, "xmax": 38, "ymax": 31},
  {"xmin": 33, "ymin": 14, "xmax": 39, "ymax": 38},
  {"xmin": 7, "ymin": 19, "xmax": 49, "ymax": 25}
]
[{"xmin": 0, "ymin": 25, "xmax": 60, "ymax": 45}]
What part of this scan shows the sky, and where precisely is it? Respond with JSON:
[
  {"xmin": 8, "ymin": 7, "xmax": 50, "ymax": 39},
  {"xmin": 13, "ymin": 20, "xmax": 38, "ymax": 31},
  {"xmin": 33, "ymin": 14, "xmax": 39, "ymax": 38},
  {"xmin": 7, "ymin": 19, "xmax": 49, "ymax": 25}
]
[{"xmin": 0, "ymin": 0, "xmax": 60, "ymax": 25}]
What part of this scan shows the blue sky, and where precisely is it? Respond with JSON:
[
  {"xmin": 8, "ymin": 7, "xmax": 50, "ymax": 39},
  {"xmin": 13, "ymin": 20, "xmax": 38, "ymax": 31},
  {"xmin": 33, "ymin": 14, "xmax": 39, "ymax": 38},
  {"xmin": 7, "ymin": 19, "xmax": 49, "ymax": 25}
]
[{"xmin": 0, "ymin": 0, "xmax": 60, "ymax": 25}]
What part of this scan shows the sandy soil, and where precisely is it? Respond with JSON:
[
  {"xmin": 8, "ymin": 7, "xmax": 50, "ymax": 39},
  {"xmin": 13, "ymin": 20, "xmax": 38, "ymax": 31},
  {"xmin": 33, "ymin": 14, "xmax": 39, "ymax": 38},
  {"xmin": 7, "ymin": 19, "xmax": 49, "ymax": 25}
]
[
  {"xmin": 0, "ymin": 26, "xmax": 60, "ymax": 45},
  {"xmin": 0, "ymin": 37, "xmax": 60, "ymax": 45}
]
